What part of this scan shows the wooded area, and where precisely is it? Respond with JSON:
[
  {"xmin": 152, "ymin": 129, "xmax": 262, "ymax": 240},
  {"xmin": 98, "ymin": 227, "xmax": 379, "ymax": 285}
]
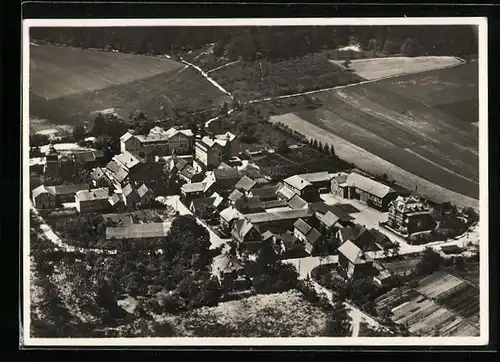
[{"xmin": 31, "ymin": 25, "xmax": 478, "ymax": 61}]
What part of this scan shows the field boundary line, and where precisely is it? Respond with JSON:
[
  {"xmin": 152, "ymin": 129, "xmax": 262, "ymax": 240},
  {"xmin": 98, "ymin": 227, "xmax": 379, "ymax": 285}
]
[
  {"xmin": 206, "ymin": 60, "xmax": 240, "ymax": 74},
  {"xmin": 249, "ymin": 57, "xmax": 467, "ymax": 104}
]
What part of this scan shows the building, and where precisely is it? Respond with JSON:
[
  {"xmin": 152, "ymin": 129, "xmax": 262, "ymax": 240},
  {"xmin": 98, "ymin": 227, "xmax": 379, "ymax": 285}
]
[
  {"xmin": 45, "ymin": 183, "xmax": 90, "ymax": 205},
  {"xmin": 75, "ymin": 187, "xmax": 110, "ymax": 213},
  {"xmin": 244, "ymin": 208, "xmax": 315, "ymax": 232},
  {"xmin": 180, "ymin": 182, "xmax": 206, "ymax": 202},
  {"xmin": 387, "ymin": 196, "xmax": 435, "ymax": 235},
  {"xmin": 106, "ymin": 222, "xmax": 170, "ymax": 241},
  {"xmin": 105, "ymin": 159, "xmax": 129, "ymax": 185},
  {"xmin": 228, "ymin": 189, "xmax": 244, "ymax": 204},
  {"xmin": 337, "ymin": 240, "xmax": 375, "ymax": 280},
  {"xmin": 234, "ymin": 175, "xmax": 257, "ymax": 194},
  {"xmin": 309, "ymin": 201, "xmax": 355, "ymax": 228},
  {"xmin": 220, "ymin": 206, "xmax": 242, "ymax": 232},
  {"xmin": 233, "ymin": 196, "xmax": 264, "ymax": 214},
  {"xmin": 32, "ymin": 185, "xmax": 56, "ymax": 209},
  {"xmin": 177, "ymin": 163, "xmax": 204, "ymax": 184},
  {"xmin": 287, "ymin": 194, "xmax": 308, "ymax": 210},
  {"xmin": 120, "ymin": 127, "xmax": 194, "ymax": 157},
  {"xmin": 274, "ymin": 231, "xmax": 304, "ymax": 257},
  {"xmin": 341, "ymin": 172, "xmax": 398, "ymax": 211},
  {"xmin": 194, "ymin": 132, "xmax": 238, "ymax": 169},
  {"xmin": 108, "ymin": 193, "xmax": 126, "ymax": 212},
  {"xmin": 189, "ymin": 197, "xmax": 218, "ymax": 220},
  {"xmin": 231, "ymin": 218, "xmax": 262, "ymax": 253},
  {"xmin": 91, "ymin": 167, "xmax": 115, "ymax": 189},
  {"xmin": 212, "ymin": 252, "xmax": 250, "ymax": 291},
  {"xmin": 122, "ymin": 183, "xmax": 139, "ymax": 207},
  {"xmin": 296, "ymin": 172, "xmax": 334, "ymax": 192},
  {"xmin": 247, "ymin": 184, "xmax": 280, "ymax": 202},
  {"xmin": 277, "ymin": 175, "xmax": 319, "ymax": 202},
  {"xmin": 330, "ymin": 172, "xmax": 350, "ymax": 198},
  {"xmin": 44, "ymin": 144, "xmax": 59, "ymax": 179},
  {"xmin": 293, "ymin": 218, "xmax": 322, "ymax": 254},
  {"xmin": 136, "ymin": 183, "xmax": 154, "ymax": 207},
  {"xmin": 336, "ymin": 225, "xmax": 387, "ymax": 253}
]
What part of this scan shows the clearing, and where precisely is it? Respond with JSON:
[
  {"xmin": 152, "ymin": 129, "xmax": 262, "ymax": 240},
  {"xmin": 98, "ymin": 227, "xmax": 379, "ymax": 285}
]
[
  {"xmin": 209, "ymin": 53, "xmax": 363, "ymax": 101},
  {"xmin": 330, "ymin": 56, "xmax": 464, "ymax": 80},
  {"xmin": 161, "ymin": 290, "xmax": 328, "ymax": 337},
  {"xmin": 30, "ymin": 44, "xmax": 184, "ymax": 99}
]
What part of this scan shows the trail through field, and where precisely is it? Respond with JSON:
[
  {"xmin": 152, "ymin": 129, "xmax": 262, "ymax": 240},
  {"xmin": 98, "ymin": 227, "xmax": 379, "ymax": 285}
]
[{"xmin": 206, "ymin": 60, "xmax": 240, "ymax": 74}]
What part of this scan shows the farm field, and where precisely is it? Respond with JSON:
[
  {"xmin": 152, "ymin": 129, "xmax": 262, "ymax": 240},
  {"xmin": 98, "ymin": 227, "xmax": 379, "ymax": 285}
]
[
  {"xmin": 209, "ymin": 53, "xmax": 363, "ymax": 101},
  {"xmin": 329, "ymin": 56, "xmax": 464, "ymax": 80},
  {"xmin": 269, "ymin": 68, "xmax": 479, "ymax": 205},
  {"xmin": 375, "ymin": 271, "xmax": 480, "ymax": 337},
  {"xmin": 379, "ymin": 62, "xmax": 479, "ymax": 124},
  {"xmin": 30, "ymin": 66, "xmax": 230, "ymax": 128},
  {"xmin": 30, "ymin": 44, "xmax": 184, "ymax": 99},
  {"xmin": 162, "ymin": 290, "xmax": 329, "ymax": 337}
]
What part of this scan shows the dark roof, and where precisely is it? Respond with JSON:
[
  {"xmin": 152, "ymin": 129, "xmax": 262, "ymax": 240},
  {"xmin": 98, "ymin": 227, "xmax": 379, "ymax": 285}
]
[
  {"xmin": 305, "ymin": 228, "xmax": 322, "ymax": 244},
  {"xmin": 278, "ymin": 231, "xmax": 299, "ymax": 247},
  {"xmin": 339, "ymin": 225, "xmax": 381, "ymax": 252},
  {"xmin": 190, "ymin": 197, "xmax": 217, "ymax": 211},
  {"xmin": 309, "ymin": 202, "xmax": 354, "ymax": 222},
  {"xmin": 234, "ymin": 196, "xmax": 263, "ymax": 213},
  {"xmin": 294, "ymin": 218, "xmax": 313, "ymax": 235},
  {"xmin": 214, "ymin": 167, "xmax": 240, "ymax": 180},
  {"xmin": 228, "ymin": 189, "xmax": 244, "ymax": 202},
  {"xmin": 249, "ymin": 185, "xmax": 279, "ymax": 200},
  {"xmin": 260, "ymin": 199, "xmax": 288, "ymax": 209},
  {"xmin": 175, "ymin": 159, "xmax": 189, "ymax": 172},
  {"xmin": 179, "ymin": 165, "xmax": 199, "ymax": 179},
  {"xmin": 370, "ymin": 228, "xmax": 395, "ymax": 249},
  {"xmin": 234, "ymin": 176, "xmax": 257, "ymax": 192},
  {"xmin": 287, "ymin": 194, "xmax": 308, "ymax": 210}
]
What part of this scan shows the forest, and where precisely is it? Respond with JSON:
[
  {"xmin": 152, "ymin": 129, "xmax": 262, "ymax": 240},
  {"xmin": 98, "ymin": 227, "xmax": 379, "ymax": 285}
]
[{"xmin": 30, "ymin": 25, "xmax": 478, "ymax": 61}]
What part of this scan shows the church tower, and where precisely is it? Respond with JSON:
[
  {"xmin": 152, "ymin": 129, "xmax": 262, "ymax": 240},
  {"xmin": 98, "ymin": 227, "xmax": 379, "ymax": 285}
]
[{"xmin": 44, "ymin": 143, "xmax": 60, "ymax": 179}]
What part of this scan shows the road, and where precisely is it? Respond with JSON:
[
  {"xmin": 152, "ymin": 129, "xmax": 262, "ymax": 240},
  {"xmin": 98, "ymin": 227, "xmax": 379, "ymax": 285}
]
[{"xmin": 159, "ymin": 195, "xmax": 231, "ymax": 251}]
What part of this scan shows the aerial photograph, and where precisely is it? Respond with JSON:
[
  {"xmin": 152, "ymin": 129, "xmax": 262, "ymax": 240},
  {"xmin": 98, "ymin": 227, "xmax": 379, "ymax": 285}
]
[{"xmin": 25, "ymin": 23, "xmax": 482, "ymax": 341}]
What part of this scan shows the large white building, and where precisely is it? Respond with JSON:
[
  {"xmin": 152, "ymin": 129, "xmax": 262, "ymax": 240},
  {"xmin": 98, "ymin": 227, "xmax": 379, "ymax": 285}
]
[
  {"xmin": 120, "ymin": 126, "xmax": 194, "ymax": 157},
  {"xmin": 194, "ymin": 132, "xmax": 238, "ymax": 169}
]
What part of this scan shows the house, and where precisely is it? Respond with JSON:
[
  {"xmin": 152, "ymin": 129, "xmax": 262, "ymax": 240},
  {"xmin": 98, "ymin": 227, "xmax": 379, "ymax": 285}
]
[
  {"xmin": 387, "ymin": 196, "xmax": 435, "ymax": 235},
  {"xmin": 260, "ymin": 199, "xmax": 289, "ymax": 210},
  {"xmin": 194, "ymin": 132, "xmax": 238, "ymax": 169},
  {"xmin": 32, "ymin": 185, "xmax": 56, "ymax": 209},
  {"xmin": 113, "ymin": 151, "xmax": 142, "ymax": 173},
  {"xmin": 343, "ymin": 172, "xmax": 398, "ymax": 211},
  {"xmin": 189, "ymin": 197, "xmax": 218, "ymax": 220},
  {"xmin": 120, "ymin": 127, "xmax": 194, "ymax": 157},
  {"xmin": 209, "ymin": 192, "xmax": 225, "ymax": 211},
  {"xmin": 91, "ymin": 167, "xmax": 115, "ymax": 189},
  {"xmin": 234, "ymin": 175, "xmax": 257, "ymax": 194},
  {"xmin": 247, "ymin": 184, "xmax": 280, "ymax": 201},
  {"xmin": 309, "ymin": 202, "xmax": 354, "ymax": 227},
  {"xmin": 274, "ymin": 231, "xmax": 305, "ymax": 256},
  {"xmin": 233, "ymin": 196, "xmax": 264, "ymax": 214},
  {"xmin": 180, "ymin": 182, "xmax": 206, "ymax": 202},
  {"xmin": 122, "ymin": 183, "xmax": 139, "ymax": 207},
  {"xmin": 296, "ymin": 172, "xmax": 334, "ymax": 192},
  {"xmin": 287, "ymin": 194, "xmax": 308, "ymax": 210},
  {"xmin": 105, "ymin": 222, "xmax": 170, "ymax": 241},
  {"xmin": 212, "ymin": 252, "xmax": 250, "ymax": 291},
  {"xmin": 330, "ymin": 172, "xmax": 350, "ymax": 198},
  {"xmin": 231, "ymin": 218, "xmax": 262, "ymax": 253},
  {"xmin": 75, "ymin": 187, "xmax": 110, "ymax": 213},
  {"xmin": 336, "ymin": 225, "xmax": 387, "ymax": 253},
  {"xmin": 315, "ymin": 210, "xmax": 343, "ymax": 231},
  {"xmin": 108, "ymin": 193, "xmax": 126, "ymax": 212},
  {"xmin": 337, "ymin": 240, "xmax": 375, "ymax": 280},
  {"xmin": 212, "ymin": 167, "xmax": 241, "ymax": 191},
  {"xmin": 220, "ymin": 206, "xmax": 242, "ymax": 232},
  {"xmin": 228, "ymin": 189, "xmax": 244, "ymax": 203},
  {"xmin": 244, "ymin": 208, "xmax": 315, "ymax": 232},
  {"xmin": 278, "ymin": 175, "xmax": 319, "ymax": 201},
  {"xmin": 45, "ymin": 183, "xmax": 90, "ymax": 204},
  {"xmin": 178, "ymin": 164, "xmax": 204, "ymax": 184},
  {"xmin": 136, "ymin": 183, "xmax": 154, "ymax": 206},
  {"xmin": 293, "ymin": 218, "xmax": 322, "ymax": 254},
  {"xmin": 71, "ymin": 150, "xmax": 105, "ymax": 166},
  {"xmin": 105, "ymin": 160, "xmax": 129, "ymax": 185}
]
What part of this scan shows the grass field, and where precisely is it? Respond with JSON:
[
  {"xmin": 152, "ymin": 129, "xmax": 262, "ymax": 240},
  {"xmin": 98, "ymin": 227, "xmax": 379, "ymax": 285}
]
[
  {"xmin": 29, "ymin": 45, "xmax": 230, "ymax": 129},
  {"xmin": 330, "ymin": 56, "xmax": 464, "ymax": 81},
  {"xmin": 163, "ymin": 290, "xmax": 328, "ymax": 337},
  {"xmin": 30, "ymin": 44, "xmax": 184, "ymax": 100},
  {"xmin": 269, "ymin": 66, "xmax": 479, "ymax": 204},
  {"xmin": 209, "ymin": 53, "xmax": 363, "ymax": 101},
  {"xmin": 379, "ymin": 62, "xmax": 479, "ymax": 123}
]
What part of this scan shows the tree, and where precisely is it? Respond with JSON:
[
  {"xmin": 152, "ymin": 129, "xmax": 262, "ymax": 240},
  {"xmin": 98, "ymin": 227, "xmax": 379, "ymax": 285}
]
[
  {"xmin": 72, "ymin": 124, "xmax": 87, "ymax": 141},
  {"xmin": 324, "ymin": 301, "xmax": 351, "ymax": 337},
  {"xmin": 312, "ymin": 139, "xmax": 318, "ymax": 149},
  {"xmin": 400, "ymin": 37, "xmax": 419, "ymax": 57},
  {"xmin": 277, "ymin": 140, "xmax": 289, "ymax": 154},
  {"xmin": 30, "ymin": 134, "xmax": 50, "ymax": 147},
  {"xmin": 256, "ymin": 241, "xmax": 279, "ymax": 272},
  {"xmin": 91, "ymin": 113, "xmax": 106, "ymax": 135},
  {"xmin": 416, "ymin": 248, "xmax": 444, "ymax": 276},
  {"xmin": 329, "ymin": 144, "xmax": 336, "ymax": 156}
]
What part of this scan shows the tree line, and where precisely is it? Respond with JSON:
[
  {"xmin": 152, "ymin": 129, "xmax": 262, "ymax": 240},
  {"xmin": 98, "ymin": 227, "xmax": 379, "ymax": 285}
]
[{"xmin": 31, "ymin": 25, "xmax": 477, "ymax": 61}]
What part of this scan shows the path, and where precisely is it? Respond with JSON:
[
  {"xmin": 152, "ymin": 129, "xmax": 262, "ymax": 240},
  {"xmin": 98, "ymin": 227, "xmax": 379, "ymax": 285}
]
[{"xmin": 206, "ymin": 60, "xmax": 240, "ymax": 74}]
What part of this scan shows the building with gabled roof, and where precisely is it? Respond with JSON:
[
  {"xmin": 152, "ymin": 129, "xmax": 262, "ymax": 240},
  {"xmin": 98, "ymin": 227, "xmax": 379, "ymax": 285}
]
[
  {"xmin": 195, "ymin": 132, "xmax": 239, "ymax": 169},
  {"xmin": 297, "ymin": 171, "xmax": 333, "ymax": 191},
  {"xmin": 228, "ymin": 189, "xmax": 244, "ymax": 203},
  {"xmin": 293, "ymin": 218, "xmax": 322, "ymax": 254},
  {"xmin": 279, "ymin": 174, "xmax": 319, "ymax": 202},
  {"xmin": 212, "ymin": 252, "xmax": 250, "ymax": 291},
  {"xmin": 337, "ymin": 240, "xmax": 375, "ymax": 280},
  {"xmin": 247, "ymin": 184, "xmax": 280, "ymax": 201},
  {"xmin": 387, "ymin": 196, "xmax": 435, "ymax": 235},
  {"xmin": 105, "ymin": 222, "xmax": 171, "ymax": 240},
  {"xmin": 75, "ymin": 187, "xmax": 110, "ymax": 213},
  {"xmin": 231, "ymin": 218, "xmax": 262, "ymax": 253},
  {"xmin": 180, "ymin": 182, "xmax": 206, "ymax": 202},
  {"xmin": 120, "ymin": 126, "xmax": 194, "ymax": 157},
  {"xmin": 234, "ymin": 175, "xmax": 257, "ymax": 193},
  {"xmin": 189, "ymin": 197, "xmax": 218, "ymax": 220},
  {"xmin": 342, "ymin": 172, "xmax": 398, "ymax": 211},
  {"xmin": 32, "ymin": 185, "xmax": 56, "ymax": 209},
  {"xmin": 233, "ymin": 195, "xmax": 264, "ymax": 214},
  {"xmin": 220, "ymin": 206, "xmax": 242, "ymax": 231},
  {"xmin": 287, "ymin": 194, "xmax": 308, "ymax": 210}
]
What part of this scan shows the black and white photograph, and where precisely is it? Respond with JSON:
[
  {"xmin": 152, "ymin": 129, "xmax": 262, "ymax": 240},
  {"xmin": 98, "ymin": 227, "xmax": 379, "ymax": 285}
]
[{"xmin": 22, "ymin": 17, "xmax": 488, "ymax": 346}]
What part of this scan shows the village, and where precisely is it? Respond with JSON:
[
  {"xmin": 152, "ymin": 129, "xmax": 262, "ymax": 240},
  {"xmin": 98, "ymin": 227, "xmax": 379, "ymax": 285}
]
[{"xmin": 29, "ymin": 121, "xmax": 480, "ymax": 337}]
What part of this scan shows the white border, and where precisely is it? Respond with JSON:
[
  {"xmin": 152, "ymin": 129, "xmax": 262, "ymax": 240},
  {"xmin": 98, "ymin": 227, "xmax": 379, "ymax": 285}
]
[{"xmin": 22, "ymin": 17, "xmax": 489, "ymax": 347}]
